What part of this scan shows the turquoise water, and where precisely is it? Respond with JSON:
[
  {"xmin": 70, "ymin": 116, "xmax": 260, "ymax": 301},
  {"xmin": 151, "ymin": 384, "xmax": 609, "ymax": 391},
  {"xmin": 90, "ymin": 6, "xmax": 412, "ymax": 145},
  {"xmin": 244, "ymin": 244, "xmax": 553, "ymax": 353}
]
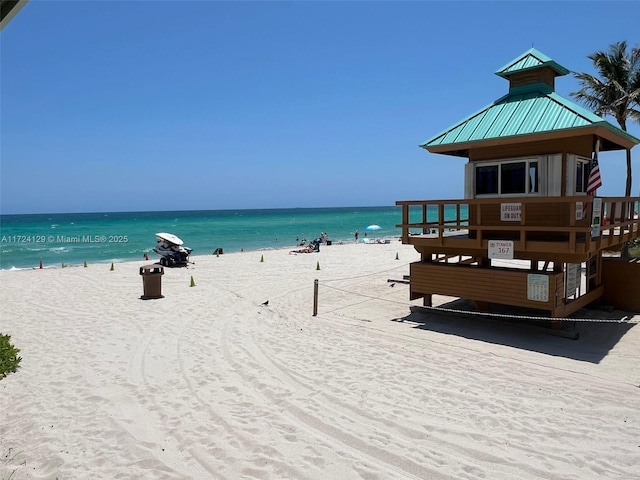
[
  {"xmin": 1, "ymin": 205, "xmax": 469, "ymax": 270},
  {"xmin": 0, "ymin": 206, "xmax": 409, "ymax": 270}
]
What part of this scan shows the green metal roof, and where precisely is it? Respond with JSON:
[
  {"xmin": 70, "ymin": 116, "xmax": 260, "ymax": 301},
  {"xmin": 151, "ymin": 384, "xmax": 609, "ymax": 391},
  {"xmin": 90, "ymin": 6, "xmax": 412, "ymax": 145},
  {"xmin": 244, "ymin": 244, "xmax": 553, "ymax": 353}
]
[
  {"xmin": 495, "ymin": 47, "xmax": 570, "ymax": 78},
  {"xmin": 421, "ymin": 49, "xmax": 640, "ymax": 153}
]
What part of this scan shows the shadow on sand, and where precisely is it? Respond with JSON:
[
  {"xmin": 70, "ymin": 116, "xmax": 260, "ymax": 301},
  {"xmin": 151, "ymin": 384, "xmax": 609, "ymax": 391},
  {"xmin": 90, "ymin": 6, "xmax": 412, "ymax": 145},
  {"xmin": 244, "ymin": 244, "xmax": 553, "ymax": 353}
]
[{"xmin": 392, "ymin": 299, "xmax": 637, "ymax": 364}]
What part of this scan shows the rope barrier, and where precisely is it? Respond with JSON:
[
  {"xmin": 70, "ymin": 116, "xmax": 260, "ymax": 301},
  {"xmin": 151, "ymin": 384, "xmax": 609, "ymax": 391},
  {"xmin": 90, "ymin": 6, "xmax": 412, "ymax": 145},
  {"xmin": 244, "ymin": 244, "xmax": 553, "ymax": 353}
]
[
  {"xmin": 408, "ymin": 303, "xmax": 639, "ymax": 324},
  {"xmin": 316, "ymin": 281, "xmax": 640, "ymax": 324},
  {"xmin": 319, "ymin": 262, "xmax": 413, "ymax": 283}
]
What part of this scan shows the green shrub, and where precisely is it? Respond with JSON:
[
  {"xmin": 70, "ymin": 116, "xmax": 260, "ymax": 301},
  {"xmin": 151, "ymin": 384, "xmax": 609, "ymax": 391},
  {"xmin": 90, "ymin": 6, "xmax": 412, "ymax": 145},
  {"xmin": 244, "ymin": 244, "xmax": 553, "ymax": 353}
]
[{"xmin": 0, "ymin": 333, "xmax": 21, "ymax": 379}]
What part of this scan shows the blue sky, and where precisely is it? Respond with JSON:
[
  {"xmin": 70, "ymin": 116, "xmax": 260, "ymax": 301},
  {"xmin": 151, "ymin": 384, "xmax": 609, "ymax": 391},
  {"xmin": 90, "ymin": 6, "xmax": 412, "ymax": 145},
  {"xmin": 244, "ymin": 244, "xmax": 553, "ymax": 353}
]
[{"xmin": 1, "ymin": 1, "xmax": 639, "ymax": 214}]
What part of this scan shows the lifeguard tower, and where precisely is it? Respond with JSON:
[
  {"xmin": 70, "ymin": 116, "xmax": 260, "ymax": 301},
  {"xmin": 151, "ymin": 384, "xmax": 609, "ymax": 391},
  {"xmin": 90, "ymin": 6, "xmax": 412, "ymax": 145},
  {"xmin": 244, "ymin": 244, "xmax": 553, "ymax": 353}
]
[{"xmin": 397, "ymin": 48, "xmax": 640, "ymax": 317}]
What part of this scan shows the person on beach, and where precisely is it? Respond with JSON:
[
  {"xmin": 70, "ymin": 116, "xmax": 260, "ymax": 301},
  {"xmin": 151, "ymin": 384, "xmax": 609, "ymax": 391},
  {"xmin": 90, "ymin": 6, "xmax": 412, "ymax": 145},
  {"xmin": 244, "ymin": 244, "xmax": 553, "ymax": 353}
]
[
  {"xmin": 290, "ymin": 239, "xmax": 320, "ymax": 254},
  {"xmin": 355, "ymin": 230, "xmax": 359, "ymax": 242},
  {"xmin": 290, "ymin": 245, "xmax": 314, "ymax": 254}
]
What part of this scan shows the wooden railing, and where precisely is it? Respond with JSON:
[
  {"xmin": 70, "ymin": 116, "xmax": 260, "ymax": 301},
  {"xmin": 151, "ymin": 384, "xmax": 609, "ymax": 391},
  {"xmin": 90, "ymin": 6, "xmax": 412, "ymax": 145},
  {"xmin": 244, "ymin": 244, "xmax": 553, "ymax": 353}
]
[{"xmin": 396, "ymin": 196, "xmax": 639, "ymax": 256}]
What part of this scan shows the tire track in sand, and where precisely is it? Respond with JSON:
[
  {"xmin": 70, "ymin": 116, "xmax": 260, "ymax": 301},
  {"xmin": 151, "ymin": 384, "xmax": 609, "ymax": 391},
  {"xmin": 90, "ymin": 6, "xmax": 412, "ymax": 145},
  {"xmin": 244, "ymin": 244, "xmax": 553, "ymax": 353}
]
[{"xmin": 212, "ymin": 300, "xmax": 451, "ymax": 480}]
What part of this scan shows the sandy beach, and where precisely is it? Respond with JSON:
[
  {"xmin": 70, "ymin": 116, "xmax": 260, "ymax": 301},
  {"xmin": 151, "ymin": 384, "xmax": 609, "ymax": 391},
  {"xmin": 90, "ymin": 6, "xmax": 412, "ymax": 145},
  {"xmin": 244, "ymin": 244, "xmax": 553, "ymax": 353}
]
[{"xmin": 1, "ymin": 241, "xmax": 639, "ymax": 479}]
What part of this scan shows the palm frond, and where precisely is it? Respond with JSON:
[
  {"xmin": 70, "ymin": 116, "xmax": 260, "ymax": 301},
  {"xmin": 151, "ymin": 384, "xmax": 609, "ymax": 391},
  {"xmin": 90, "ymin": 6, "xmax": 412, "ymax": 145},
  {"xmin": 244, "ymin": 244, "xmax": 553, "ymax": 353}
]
[
  {"xmin": 572, "ymin": 41, "xmax": 639, "ymax": 195},
  {"xmin": 572, "ymin": 40, "xmax": 640, "ymax": 130}
]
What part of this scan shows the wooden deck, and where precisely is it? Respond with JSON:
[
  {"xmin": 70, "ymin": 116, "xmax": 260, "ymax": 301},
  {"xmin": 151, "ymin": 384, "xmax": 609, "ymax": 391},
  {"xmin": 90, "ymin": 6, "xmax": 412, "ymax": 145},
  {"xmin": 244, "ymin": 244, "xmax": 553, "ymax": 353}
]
[
  {"xmin": 396, "ymin": 196, "xmax": 639, "ymax": 264},
  {"xmin": 396, "ymin": 196, "xmax": 639, "ymax": 317}
]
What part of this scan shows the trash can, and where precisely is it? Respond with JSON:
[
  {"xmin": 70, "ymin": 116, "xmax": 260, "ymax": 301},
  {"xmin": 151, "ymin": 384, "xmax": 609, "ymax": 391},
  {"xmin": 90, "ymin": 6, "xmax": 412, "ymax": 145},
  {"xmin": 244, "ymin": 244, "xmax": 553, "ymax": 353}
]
[{"xmin": 140, "ymin": 264, "xmax": 164, "ymax": 299}]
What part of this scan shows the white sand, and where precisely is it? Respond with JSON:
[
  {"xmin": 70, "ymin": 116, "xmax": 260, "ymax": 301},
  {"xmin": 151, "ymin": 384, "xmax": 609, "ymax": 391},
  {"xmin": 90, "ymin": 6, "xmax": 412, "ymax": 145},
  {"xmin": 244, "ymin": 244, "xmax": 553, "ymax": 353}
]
[{"xmin": 1, "ymin": 241, "xmax": 639, "ymax": 479}]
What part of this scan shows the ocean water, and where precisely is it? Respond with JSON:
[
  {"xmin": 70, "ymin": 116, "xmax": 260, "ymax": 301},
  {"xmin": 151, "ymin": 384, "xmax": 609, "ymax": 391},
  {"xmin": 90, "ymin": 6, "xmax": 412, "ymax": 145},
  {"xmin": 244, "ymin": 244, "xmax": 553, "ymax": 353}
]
[
  {"xmin": 0, "ymin": 206, "xmax": 412, "ymax": 270},
  {"xmin": 0, "ymin": 205, "xmax": 469, "ymax": 270}
]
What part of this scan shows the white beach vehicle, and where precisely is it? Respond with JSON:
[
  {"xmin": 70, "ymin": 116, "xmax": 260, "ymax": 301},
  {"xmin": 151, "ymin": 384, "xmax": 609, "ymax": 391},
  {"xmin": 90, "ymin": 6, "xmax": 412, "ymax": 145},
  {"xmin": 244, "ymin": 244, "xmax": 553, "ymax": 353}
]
[{"xmin": 153, "ymin": 232, "xmax": 193, "ymax": 267}]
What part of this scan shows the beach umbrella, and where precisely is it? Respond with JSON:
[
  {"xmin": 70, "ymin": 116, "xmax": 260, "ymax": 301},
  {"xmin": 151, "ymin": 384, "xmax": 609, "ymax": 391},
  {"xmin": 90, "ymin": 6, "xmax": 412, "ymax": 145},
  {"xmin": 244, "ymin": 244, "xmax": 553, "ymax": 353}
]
[{"xmin": 365, "ymin": 224, "xmax": 382, "ymax": 231}]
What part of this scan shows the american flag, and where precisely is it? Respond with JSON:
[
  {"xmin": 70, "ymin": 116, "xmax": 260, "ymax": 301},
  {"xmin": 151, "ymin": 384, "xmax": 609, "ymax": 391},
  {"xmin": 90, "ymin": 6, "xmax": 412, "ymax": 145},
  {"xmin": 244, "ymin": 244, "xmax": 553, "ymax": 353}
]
[{"xmin": 586, "ymin": 138, "xmax": 602, "ymax": 196}]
